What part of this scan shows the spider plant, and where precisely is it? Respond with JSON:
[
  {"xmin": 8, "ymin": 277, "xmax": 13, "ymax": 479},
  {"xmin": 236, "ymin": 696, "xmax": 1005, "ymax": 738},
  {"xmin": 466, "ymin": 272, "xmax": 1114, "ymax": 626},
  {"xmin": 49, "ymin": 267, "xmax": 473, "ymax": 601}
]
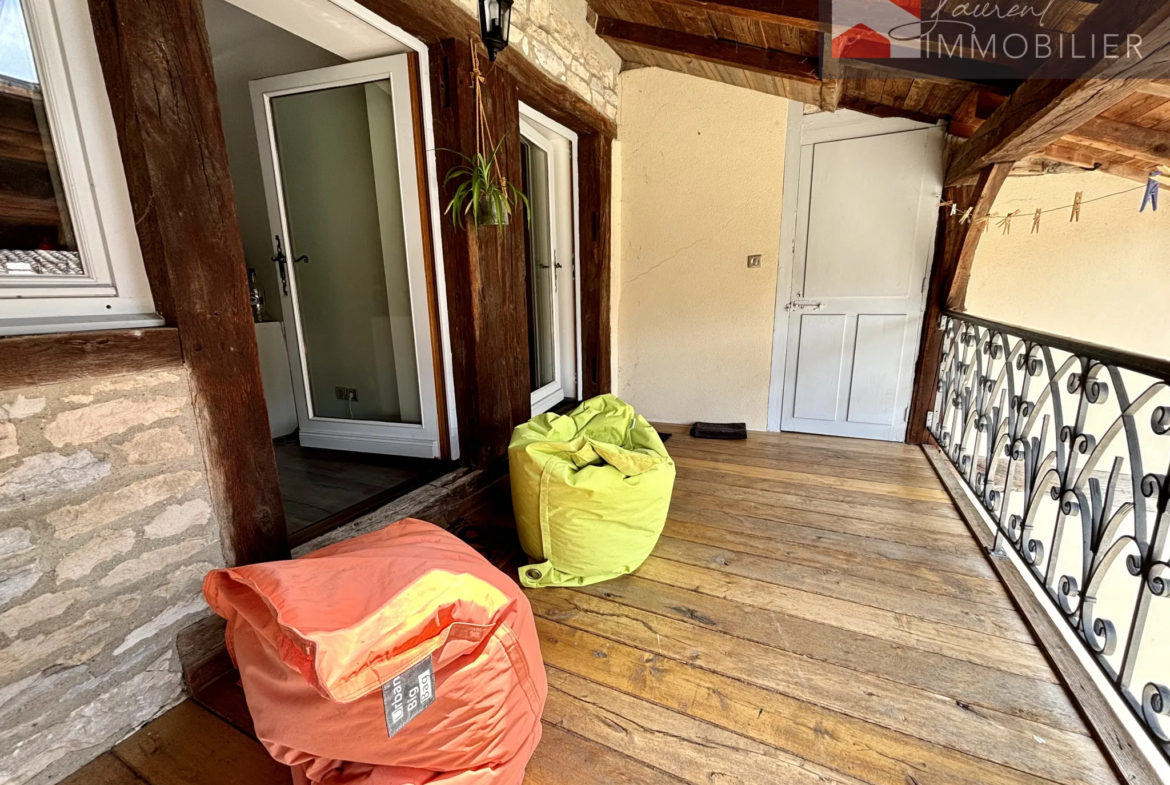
[{"xmin": 443, "ymin": 141, "xmax": 528, "ymax": 229}]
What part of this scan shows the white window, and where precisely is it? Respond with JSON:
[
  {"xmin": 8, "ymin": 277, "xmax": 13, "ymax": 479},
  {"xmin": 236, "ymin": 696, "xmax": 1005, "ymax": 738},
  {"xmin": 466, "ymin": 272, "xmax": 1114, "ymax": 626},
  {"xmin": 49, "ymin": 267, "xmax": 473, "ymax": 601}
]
[{"xmin": 0, "ymin": 0, "xmax": 160, "ymax": 335}]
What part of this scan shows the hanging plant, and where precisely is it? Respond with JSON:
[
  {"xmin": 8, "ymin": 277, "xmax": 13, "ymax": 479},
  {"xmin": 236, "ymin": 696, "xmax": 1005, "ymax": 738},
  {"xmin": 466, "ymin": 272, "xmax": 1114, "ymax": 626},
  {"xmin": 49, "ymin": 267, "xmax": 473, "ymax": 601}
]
[
  {"xmin": 443, "ymin": 40, "xmax": 528, "ymax": 230},
  {"xmin": 444, "ymin": 140, "xmax": 527, "ymax": 229}
]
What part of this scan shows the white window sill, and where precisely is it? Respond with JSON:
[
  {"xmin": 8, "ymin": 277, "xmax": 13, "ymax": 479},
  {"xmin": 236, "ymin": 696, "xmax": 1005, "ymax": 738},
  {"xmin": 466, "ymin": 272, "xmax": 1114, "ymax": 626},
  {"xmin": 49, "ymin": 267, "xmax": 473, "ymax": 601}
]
[{"xmin": 0, "ymin": 313, "xmax": 166, "ymax": 337}]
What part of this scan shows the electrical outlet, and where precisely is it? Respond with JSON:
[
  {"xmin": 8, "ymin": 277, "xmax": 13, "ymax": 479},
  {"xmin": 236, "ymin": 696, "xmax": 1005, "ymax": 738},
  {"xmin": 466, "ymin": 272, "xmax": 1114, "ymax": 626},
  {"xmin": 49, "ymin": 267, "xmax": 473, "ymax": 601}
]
[
  {"xmin": 335, "ymin": 387, "xmax": 359, "ymax": 402},
  {"xmin": 747, "ymin": 254, "xmax": 762, "ymax": 268}
]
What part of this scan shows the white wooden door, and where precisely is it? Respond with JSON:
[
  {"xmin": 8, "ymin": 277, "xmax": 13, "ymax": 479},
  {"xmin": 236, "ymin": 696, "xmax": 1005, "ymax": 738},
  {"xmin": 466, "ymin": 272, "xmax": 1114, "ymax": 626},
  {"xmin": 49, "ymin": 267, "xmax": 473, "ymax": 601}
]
[
  {"xmin": 779, "ymin": 124, "xmax": 943, "ymax": 441},
  {"xmin": 250, "ymin": 55, "xmax": 442, "ymax": 458}
]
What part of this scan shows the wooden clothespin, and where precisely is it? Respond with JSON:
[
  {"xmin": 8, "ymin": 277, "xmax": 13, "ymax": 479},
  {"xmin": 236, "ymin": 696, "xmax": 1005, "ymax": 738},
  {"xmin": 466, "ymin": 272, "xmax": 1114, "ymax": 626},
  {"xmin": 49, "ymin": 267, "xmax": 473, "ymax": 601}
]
[
  {"xmin": 997, "ymin": 210, "xmax": 1019, "ymax": 234},
  {"xmin": 958, "ymin": 207, "xmax": 974, "ymax": 224},
  {"xmin": 1031, "ymin": 208, "xmax": 1042, "ymax": 234},
  {"xmin": 939, "ymin": 200, "xmax": 957, "ymax": 216},
  {"xmin": 1070, "ymin": 191, "xmax": 1082, "ymax": 222}
]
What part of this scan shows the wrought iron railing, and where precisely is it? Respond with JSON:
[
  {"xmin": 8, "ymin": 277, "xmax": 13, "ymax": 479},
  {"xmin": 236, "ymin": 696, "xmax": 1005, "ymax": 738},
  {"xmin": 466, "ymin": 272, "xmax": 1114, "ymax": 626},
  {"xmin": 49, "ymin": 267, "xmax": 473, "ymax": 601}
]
[{"xmin": 929, "ymin": 312, "xmax": 1170, "ymax": 764}]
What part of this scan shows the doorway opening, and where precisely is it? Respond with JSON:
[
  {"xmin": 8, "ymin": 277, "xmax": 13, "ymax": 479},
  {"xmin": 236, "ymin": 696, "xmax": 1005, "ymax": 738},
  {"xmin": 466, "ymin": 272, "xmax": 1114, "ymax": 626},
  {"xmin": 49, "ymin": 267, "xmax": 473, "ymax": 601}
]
[
  {"xmin": 519, "ymin": 103, "xmax": 581, "ymax": 416},
  {"xmin": 202, "ymin": 0, "xmax": 453, "ymax": 543}
]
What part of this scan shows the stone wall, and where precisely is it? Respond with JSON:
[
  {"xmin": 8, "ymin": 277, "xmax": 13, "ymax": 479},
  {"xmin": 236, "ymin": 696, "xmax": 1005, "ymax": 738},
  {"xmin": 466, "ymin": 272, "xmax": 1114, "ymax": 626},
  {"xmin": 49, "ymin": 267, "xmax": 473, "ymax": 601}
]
[
  {"xmin": 451, "ymin": 0, "xmax": 622, "ymax": 121},
  {"xmin": 0, "ymin": 369, "xmax": 224, "ymax": 785}
]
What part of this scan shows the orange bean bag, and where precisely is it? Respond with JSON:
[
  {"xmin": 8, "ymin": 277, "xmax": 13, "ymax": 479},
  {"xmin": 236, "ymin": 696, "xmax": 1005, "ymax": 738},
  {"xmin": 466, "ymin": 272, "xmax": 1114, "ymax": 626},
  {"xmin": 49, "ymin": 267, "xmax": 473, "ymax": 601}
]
[{"xmin": 203, "ymin": 518, "xmax": 547, "ymax": 785}]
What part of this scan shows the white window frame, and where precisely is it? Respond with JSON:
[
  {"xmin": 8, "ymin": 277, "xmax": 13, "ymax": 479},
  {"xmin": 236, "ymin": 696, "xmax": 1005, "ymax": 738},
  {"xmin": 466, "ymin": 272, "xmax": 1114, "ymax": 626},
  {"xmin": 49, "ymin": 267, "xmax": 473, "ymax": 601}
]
[
  {"xmin": 520, "ymin": 102, "xmax": 581, "ymax": 415},
  {"xmin": 0, "ymin": 0, "xmax": 160, "ymax": 336}
]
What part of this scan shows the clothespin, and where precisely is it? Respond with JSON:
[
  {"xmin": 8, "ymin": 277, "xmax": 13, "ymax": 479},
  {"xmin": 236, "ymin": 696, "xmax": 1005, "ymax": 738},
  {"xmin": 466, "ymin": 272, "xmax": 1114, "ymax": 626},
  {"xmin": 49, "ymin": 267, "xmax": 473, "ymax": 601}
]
[
  {"xmin": 959, "ymin": 207, "xmax": 974, "ymax": 224},
  {"xmin": 998, "ymin": 209, "xmax": 1020, "ymax": 234},
  {"xmin": 1141, "ymin": 170, "xmax": 1159, "ymax": 212},
  {"xmin": 939, "ymin": 200, "xmax": 957, "ymax": 216},
  {"xmin": 1070, "ymin": 191, "xmax": 1082, "ymax": 222},
  {"xmin": 1031, "ymin": 208, "xmax": 1042, "ymax": 234}
]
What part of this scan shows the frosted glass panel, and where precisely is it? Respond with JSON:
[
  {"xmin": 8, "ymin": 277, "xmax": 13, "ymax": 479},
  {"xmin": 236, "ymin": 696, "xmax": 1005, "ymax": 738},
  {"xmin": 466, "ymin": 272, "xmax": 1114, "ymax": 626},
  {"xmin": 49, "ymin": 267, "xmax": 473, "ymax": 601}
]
[{"xmin": 271, "ymin": 79, "xmax": 421, "ymax": 424}]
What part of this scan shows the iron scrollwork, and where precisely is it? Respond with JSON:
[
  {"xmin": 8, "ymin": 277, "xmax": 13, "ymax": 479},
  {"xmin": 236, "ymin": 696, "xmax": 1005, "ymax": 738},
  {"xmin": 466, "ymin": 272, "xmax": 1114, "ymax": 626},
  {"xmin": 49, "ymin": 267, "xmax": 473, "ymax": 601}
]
[{"xmin": 930, "ymin": 313, "xmax": 1170, "ymax": 764}]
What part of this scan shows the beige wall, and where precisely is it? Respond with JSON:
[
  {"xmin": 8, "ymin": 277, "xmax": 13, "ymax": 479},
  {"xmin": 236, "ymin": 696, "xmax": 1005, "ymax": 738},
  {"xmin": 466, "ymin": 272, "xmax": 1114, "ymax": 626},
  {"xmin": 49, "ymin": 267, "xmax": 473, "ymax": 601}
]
[
  {"xmin": 968, "ymin": 169, "xmax": 1170, "ymax": 361},
  {"xmin": 613, "ymin": 68, "xmax": 788, "ymax": 430},
  {"xmin": 0, "ymin": 370, "xmax": 223, "ymax": 785}
]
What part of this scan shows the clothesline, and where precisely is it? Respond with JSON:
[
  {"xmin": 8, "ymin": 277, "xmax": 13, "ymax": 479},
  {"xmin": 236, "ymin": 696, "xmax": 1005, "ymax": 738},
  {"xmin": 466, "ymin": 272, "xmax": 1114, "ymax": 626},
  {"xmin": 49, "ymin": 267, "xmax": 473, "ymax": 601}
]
[{"xmin": 941, "ymin": 182, "xmax": 1153, "ymax": 234}]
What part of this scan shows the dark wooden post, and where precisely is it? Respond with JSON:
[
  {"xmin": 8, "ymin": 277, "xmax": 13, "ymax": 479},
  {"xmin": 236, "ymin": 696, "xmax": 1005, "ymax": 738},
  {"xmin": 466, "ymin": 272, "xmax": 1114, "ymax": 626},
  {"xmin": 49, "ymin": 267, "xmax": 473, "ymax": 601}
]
[
  {"xmin": 906, "ymin": 162, "xmax": 1011, "ymax": 444},
  {"xmin": 88, "ymin": 0, "xmax": 288, "ymax": 564},
  {"xmin": 429, "ymin": 38, "xmax": 531, "ymax": 466},
  {"xmin": 577, "ymin": 132, "xmax": 613, "ymax": 400}
]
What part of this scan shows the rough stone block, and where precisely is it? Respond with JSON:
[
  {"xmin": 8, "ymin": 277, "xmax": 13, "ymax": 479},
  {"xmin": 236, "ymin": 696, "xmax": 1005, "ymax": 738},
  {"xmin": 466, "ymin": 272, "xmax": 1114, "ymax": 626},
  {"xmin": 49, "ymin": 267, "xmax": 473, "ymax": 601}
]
[
  {"xmin": 118, "ymin": 426, "xmax": 194, "ymax": 466},
  {"xmin": 0, "ymin": 396, "xmax": 46, "ymax": 421},
  {"xmin": 0, "ymin": 588, "xmax": 86, "ymax": 636},
  {"xmin": 144, "ymin": 498, "xmax": 211, "ymax": 539},
  {"xmin": 43, "ymin": 397, "xmax": 187, "ymax": 448},
  {"xmin": 0, "ymin": 564, "xmax": 42, "ymax": 608},
  {"xmin": 46, "ymin": 471, "xmax": 202, "ymax": 540},
  {"xmin": 100, "ymin": 537, "xmax": 214, "ymax": 587},
  {"xmin": 56, "ymin": 529, "xmax": 137, "ymax": 583},
  {"xmin": 0, "ymin": 452, "xmax": 111, "ymax": 513},
  {"xmin": 114, "ymin": 598, "xmax": 207, "ymax": 656},
  {"xmin": 0, "ymin": 422, "xmax": 17, "ymax": 460},
  {"xmin": 0, "ymin": 527, "xmax": 32, "ymax": 561}
]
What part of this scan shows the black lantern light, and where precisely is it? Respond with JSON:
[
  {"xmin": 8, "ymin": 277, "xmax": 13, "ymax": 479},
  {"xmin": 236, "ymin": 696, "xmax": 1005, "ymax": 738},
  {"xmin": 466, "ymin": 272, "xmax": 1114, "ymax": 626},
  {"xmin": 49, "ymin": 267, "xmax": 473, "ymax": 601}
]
[{"xmin": 479, "ymin": 0, "xmax": 513, "ymax": 61}]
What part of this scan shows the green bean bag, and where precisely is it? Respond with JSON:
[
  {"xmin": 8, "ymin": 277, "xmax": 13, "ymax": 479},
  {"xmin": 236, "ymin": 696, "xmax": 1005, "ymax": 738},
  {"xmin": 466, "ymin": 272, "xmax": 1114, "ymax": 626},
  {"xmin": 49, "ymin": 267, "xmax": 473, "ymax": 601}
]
[{"xmin": 509, "ymin": 394, "xmax": 675, "ymax": 588}]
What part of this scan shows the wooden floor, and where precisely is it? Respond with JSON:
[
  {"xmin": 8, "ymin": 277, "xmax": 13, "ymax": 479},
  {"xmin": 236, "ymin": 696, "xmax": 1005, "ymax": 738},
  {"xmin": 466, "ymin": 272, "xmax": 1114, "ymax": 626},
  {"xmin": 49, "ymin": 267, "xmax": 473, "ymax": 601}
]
[
  {"xmin": 273, "ymin": 436, "xmax": 447, "ymax": 540},
  {"xmin": 63, "ymin": 426, "xmax": 1121, "ymax": 785}
]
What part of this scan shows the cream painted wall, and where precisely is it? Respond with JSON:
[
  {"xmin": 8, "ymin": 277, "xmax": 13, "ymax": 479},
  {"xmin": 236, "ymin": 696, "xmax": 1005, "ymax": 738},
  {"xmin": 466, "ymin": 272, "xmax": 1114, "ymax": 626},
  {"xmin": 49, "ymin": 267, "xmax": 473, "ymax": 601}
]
[
  {"xmin": 968, "ymin": 169, "xmax": 1170, "ymax": 361},
  {"xmin": 614, "ymin": 68, "xmax": 788, "ymax": 430}
]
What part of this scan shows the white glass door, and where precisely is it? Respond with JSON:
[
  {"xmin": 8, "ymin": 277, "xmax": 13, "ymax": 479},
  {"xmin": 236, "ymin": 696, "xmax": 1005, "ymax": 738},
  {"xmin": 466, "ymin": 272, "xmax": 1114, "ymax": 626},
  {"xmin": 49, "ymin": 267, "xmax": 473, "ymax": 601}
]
[
  {"xmin": 250, "ymin": 54, "xmax": 441, "ymax": 457},
  {"xmin": 521, "ymin": 120, "xmax": 563, "ymax": 414}
]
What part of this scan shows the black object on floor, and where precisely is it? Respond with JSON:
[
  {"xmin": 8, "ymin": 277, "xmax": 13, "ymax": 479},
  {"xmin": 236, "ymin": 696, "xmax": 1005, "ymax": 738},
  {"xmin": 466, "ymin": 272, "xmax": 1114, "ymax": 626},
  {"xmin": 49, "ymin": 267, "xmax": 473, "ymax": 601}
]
[
  {"xmin": 690, "ymin": 422, "xmax": 747, "ymax": 440},
  {"xmin": 657, "ymin": 432, "xmax": 673, "ymax": 443}
]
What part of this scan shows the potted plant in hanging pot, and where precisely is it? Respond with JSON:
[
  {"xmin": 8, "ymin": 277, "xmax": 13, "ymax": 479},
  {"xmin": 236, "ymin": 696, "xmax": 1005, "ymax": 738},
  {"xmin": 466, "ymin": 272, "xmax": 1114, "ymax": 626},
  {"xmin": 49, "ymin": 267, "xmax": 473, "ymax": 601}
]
[
  {"xmin": 443, "ymin": 41, "xmax": 527, "ymax": 230},
  {"xmin": 444, "ymin": 140, "xmax": 527, "ymax": 228}
]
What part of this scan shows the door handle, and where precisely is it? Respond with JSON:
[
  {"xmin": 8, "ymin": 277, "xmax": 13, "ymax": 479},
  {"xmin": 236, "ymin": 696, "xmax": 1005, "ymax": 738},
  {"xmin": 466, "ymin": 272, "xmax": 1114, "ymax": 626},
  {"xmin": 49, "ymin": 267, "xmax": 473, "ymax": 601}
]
[
  {"xmin": 786, "ymin": 299, "xmax": 823, "ymax": 312},
  {"xmin": 272, "ymin": 235, "xmax": 289, "ymax": 296}
]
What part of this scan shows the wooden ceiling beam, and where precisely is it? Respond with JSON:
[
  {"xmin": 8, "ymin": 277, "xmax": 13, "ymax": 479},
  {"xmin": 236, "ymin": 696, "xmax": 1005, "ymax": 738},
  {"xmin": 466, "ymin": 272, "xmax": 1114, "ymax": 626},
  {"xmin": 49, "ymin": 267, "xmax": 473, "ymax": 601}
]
[
  {"xmin": 946, "ymin": 1, "xmax": 1170, "ymax": 185},
  {"xmin": 1033, "ymin": 140, "xmax": 1164, "ymax": 185},
  {"xmin": 635, "ymin": 0, "xmax": 820, "ymax": 32},
  {"xmin": 595, "ymin": 16, "xmax": 819, "ymax": 84},
  {"xmin": 946, "ymin": 162, "xmax": 1012, "ymax": 311},
  {"xmin": 1063, "ymin": 116, "xmax": 1170, "ymax": 167}
]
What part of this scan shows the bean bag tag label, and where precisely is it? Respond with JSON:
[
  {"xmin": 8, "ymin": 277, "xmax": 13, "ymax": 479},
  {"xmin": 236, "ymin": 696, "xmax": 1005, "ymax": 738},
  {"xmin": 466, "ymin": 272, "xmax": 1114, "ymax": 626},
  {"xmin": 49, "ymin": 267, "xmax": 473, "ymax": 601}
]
[{"xmin": 383, "ymin": 656, "xmax": 436, "ymax": 738}]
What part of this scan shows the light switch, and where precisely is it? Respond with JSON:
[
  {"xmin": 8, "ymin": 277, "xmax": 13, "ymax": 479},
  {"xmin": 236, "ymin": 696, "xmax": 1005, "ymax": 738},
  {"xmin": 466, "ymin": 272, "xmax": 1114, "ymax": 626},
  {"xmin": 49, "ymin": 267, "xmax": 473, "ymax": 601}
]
[{"xmin": 747, "ymin": 254, "xmax": 762, "ymax": 268}]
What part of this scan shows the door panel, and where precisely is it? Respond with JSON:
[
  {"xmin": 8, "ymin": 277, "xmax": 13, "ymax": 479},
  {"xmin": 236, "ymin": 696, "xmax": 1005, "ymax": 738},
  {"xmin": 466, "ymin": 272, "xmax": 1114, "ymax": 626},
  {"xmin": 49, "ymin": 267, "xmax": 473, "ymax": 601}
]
[
  {"xmin": 847, "ymin": 313, "xmax": 907, "ymax": 425},
  {"xmin": 792, "ymin": 313, "xmax": 846, "ymax": 421},
  {"xmin": 780, "ymin": 125, "xmax": 943, "ymax": 441},
  {"xmin": 251, "ymin": 54, "xmax": 440, "ymax": 457}
]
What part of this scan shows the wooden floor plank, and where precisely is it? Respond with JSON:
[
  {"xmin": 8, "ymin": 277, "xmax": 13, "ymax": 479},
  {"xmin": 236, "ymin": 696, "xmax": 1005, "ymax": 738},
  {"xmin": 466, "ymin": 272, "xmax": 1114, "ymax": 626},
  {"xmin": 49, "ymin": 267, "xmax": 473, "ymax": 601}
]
[
  {"xmin": 571, "ymin": 573, "xmax": 1088, "ymax": 733},
  {"xmin": 671, "ymin": 495, "xmax": 984, "ymax": 556},
  {"xmin": 530, "ymin": 590, "xmax": 1113, "ymax": 785},
  {"xmin": 524, "ymin": 723, "xmax": 687, "ymax": 785},
  {"xmin": 663, "ymin": 516, "xmax": 1017, "ymax": 609},
  {"xmin": 673, "ymin": 455, "xmax": 952, "ymax": 502},
  {"xmin": 652, "ymin": 535, "xmax": 1034, "ymax": 641},
  {"xmin": 58, "ymin": 754, "xmax": 149, "ymax": 785},
  {"xmin": 664, "ymin": 441, "xmax": 947, "ymax": 488},
  {"xmin": 543, "ymin": 668, "xmax": 870, "ymax": 785},
  {"xmin": 669, "ymin": 497, "xmax": 996, "ymax": 579},
  {"xmin": 634, "ymin": 556, "xmax": 1057, "ymax": 682},
  {"xmin": 675, "ymin": 463, "xmax": 961, "ymax": 517},
  {"xmin": 113, "ymin": 702, "xmax": 290, "ymax": 785},
  {"xmin": 535, "ymin": 617, "xmax": 1064, "ymax": 785}
]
